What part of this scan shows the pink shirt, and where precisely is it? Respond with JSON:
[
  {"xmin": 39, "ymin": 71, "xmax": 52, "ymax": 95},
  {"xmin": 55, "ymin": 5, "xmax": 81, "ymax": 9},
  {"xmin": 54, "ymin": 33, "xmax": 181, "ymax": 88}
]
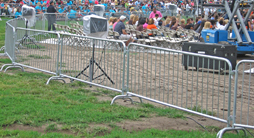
[
  {"xmin": 143, "ymin": 23, "xmax": 148, "ymax": 29},
  {"xmin": 113, "ymin": 22, "xmax": 118, "ymax": 30},
  {"xmin": 149, "ymin": 11, "xmax": 162, "ymax": 19},
  {"xmin": 46, "ymin": 0, "xmax": 50, "ymax": 7}
]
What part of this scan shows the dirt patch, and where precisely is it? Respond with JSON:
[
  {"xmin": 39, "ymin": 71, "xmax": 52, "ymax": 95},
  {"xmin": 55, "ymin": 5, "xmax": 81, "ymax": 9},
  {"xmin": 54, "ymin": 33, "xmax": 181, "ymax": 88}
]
[
  {"xmin": 3, "ymin": 115, "xmax": 226, "ymax": 135},
  {"xmin": 3, "ymin": 123, "xmax": 74, "ymax": 136},
  {"xmin": 116, "ymin": 116, "xmax": 226, "ymax": 132}
]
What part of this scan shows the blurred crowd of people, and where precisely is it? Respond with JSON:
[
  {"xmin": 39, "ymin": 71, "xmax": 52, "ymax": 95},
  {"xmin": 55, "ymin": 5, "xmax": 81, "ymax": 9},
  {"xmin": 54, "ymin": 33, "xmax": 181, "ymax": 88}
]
[
  {"xmin": 0, "ymin": 0, "xmax": 206, "ymax": 18},
  {"xmin": 0, "ymin": 0, "xmax": 254, "ymax": 33},
  {"xmin": 110, "ymin": 7, "xmax": 254, "ymax": 44}
]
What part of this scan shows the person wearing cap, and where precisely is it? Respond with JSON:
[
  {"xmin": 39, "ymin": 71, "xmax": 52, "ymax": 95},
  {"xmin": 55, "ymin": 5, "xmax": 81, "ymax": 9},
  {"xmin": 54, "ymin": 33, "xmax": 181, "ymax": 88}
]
[
  {"xmin": 114, "ymin": 15, "xmax": 133, "ymax": 46},
  {"xmin": 47, "ymin": 1, "xmax": 57, "ymax": 31}
]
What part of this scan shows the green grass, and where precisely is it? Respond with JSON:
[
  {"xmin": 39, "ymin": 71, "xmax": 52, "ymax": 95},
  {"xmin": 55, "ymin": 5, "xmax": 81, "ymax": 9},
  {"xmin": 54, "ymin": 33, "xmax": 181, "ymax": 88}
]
[
  {"xmin": 45, "ymin": 124, "xmax": 58, "ymax": 132},
  {"xmin": 59, "ymin": 62, "xmax": 66, "ymax": 67},
  {"xmin": 0, "ymin": 58, "xmax": 12, "ymax": 64},
  {"xmin": 0, "ymin": 72, "xmax": 186, "ymax": 128},
  {"xmin": 61, "ymin": 70, "xmax": 81, "ymax": 74},
  {"xmin": 188, "ymin": 106, "xmax": 216, "ymax": 116},
  {"xmin": 15, "ymin": 56, "xmax": 29, "ymax": 63},
  {"xmin": 0, "ymin": 18, "xmax": 6, "ymax": 53},
  {"xmin": 141, "ymin": 103, "xmax": 185, "ymax": 119},
  {"xmin": 27, "ymin": 54, "xmax": 51, "ymax": 59},
  {"xmin": 0, "ymin": 129, "xmax": 75, "ymax": 138},
  {"xmin": 0, "ymin": 128, "xmax": 248, "ymax": 138}
]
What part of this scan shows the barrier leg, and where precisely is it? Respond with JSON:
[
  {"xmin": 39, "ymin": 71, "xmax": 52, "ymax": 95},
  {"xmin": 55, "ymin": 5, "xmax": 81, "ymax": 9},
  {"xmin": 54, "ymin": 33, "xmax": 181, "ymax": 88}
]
[
  {"xmin": 217, "ymin": 127, "xmax": 247, "ymax": 138},
  {"xmin": 111, "ymin": 95, "xmax": 134, "ymax": 105},
  {"xmin": 139, "ymin": 97, "xmax": 143, "ymax": 103},
  {"xmin": 0, "ymin": 64, "xmax": 24, "ymax": 72},
  {"xmin": 46, "ymin": 76, "xmax": 66, "ymax": 85}
]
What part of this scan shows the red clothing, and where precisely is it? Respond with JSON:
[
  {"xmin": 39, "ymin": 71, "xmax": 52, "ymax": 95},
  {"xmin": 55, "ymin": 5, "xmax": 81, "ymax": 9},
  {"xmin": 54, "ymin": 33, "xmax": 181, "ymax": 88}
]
[{"xmin": 95, "ymin": 0, "xmax": 98, "ymax": 4}]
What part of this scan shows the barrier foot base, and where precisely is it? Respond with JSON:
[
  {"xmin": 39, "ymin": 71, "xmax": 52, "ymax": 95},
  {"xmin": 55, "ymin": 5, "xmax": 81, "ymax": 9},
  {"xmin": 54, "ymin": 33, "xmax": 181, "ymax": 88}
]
[
  {"xmin": 111, "ymin": 95, "xmax": 134, "ymax": 105},
  {"xmin": 217, "ymin": 127, "xmax": 247, "ymax": 138},
  {"xmin": 0, "ymin": 46, "xmax": 5, "ymax": 51},
  {"xmin": 0, "ymin": 53, "xmax": 6, "ymax": 56},
  {"xmin": 0, "ymin": 64, "xmax": 24, "ymax": 72},
  {"xmin": 46, "ymin": 76, "xmax": 66, "ymax": 85}
]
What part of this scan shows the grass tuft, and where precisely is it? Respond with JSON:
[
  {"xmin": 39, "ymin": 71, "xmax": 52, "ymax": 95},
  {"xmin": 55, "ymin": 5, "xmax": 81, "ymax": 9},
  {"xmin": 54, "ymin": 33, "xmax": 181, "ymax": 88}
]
[
  {"xmin": 27, "ymin": 54, "xmax": 51, "ymax": 59},
  {"xmin": 188, "ymin": 106, "xmax": 216, "ymax": 116},
  {"xmin": 0, "ymin": 58, "xmax": 12, "ymax": 64},
  {"xmin": 25, "ymin": 44, "xmax": 45, "ymax": 49},
  {"xmin": 46, "ymin": 124, "xmax": 58, "ymax": 132}
]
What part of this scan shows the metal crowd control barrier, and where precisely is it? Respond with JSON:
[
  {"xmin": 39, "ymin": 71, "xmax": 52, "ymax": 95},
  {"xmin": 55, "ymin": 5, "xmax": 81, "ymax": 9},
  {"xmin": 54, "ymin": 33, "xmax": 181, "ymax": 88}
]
[
  {"xmin": 4, "ymin": 22, "xmax": 15, "ymax": 61},
  {"xmin": 0, "ymin": 20, "xmax": 24, "ymax": 71},
  {"xmin": 111, "ymin": 43, "xmax": 234, "ymax": 126},
  {"xmin": 1, "ymin": 19, "xmax": 62, "ymax": 75},
  {"xmin": 217, "ymin": 60, "xmax": 254, "ymax": 138},
  {"xmin": 56, "ymin": 33, "xmax": 127, "ymax": 94},
  {"xmin": 3, "ymin": 17, "xmax": 254, "ymax": 137},
  {"xmin": 13, "ymin": 27, "xmax": 61, "ymax": 75}
]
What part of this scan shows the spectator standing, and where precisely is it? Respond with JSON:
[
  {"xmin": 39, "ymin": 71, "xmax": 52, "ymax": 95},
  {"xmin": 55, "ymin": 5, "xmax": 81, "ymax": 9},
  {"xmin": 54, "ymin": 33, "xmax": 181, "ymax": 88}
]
[
  {"xmin": 204, "ymin": 7, "xmax": 209, "ymax": 19},
  {"xmin": 185, "ymin": 2, "xmax": 191, "ymax": 14},
  {"xmin": 149, "ymin": 8, "xmax": 162, "ymax": 18},
  {"xmin": 177, "ymin": 5, "xmax": 181, "ymax": 14},
  {"xmin": 47, "ymin": 1, "xmax": 57, "ymax": 31},
  {"xmin": 8, "ymin": 4, "xmax": 14, "ymax": 17}
]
